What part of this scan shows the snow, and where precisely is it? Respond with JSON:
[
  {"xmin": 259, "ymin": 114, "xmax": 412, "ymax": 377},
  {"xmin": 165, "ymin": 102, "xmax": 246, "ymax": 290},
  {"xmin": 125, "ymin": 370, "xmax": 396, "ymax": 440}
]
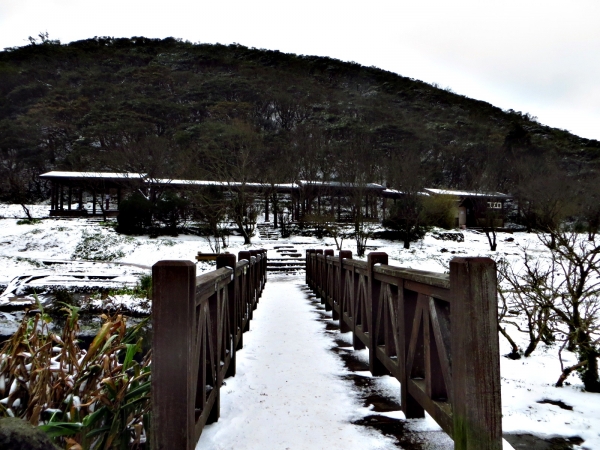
[
  {"xmin": 198, "ymin": 274, "xmax": 395, "ymax": 449},
  {"xmin": 423, "ymin": 188, "xmax": 510, "ymax": 198},
  {"xmin": 39, "ymin": 171, "xmax": 146, "ymax": 180},
  {"xmin": 0, "ymin": 203, "xmax": 598, "ymax": 448}
]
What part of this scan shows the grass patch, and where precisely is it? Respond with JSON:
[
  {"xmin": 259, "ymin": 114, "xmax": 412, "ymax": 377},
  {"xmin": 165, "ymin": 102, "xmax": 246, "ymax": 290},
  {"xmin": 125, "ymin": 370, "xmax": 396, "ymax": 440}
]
[
  {"xmin": 71, "ymin": 230, "xmax": 130, "ymax": 261},
  {"xmin": 16, "ymin": 218, "xmax": 42, "ymax": 225},
  {"xmin": 15, "ymin": 256, "xmax": 45, "ymax": 268}
]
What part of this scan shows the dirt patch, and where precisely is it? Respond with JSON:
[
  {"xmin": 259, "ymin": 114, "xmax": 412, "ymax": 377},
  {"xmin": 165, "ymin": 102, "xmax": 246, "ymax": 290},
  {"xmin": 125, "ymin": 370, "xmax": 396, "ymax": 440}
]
[
  {"xmin": 504, "ymin": 434, "xmax": 584, "ymax": 449},
  {"xmin": 536, "ymin": 399, "xmax": 574, "ymax": 411}
]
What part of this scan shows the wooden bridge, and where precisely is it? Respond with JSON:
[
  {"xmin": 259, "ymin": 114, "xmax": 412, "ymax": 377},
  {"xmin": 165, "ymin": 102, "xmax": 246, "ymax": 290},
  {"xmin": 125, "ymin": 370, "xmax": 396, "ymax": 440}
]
[{"xmin": 151, "ymin": 250, "xmax": 502, "ymax": 449}]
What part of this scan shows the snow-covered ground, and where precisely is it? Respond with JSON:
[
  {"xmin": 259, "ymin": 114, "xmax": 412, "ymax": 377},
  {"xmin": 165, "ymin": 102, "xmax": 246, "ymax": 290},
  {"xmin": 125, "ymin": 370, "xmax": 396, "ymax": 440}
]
[{"xmin": 1, "ymin": 204, "xmax": 599, "ymax": 448}]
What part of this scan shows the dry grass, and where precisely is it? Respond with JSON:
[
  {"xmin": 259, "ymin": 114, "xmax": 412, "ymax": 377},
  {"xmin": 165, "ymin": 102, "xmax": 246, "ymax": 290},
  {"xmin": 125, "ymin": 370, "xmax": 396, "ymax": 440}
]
[{"xmin": 0, "ymin": 302, "xmax": 151, "ymax": 449}]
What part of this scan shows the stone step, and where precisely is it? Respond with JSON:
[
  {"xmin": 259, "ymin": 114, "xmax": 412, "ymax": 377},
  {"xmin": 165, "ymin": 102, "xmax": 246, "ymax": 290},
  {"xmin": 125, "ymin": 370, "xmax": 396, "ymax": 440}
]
[
  {"xmin": 267, "ymin": 266, "xmax": 305, "ymax": 272},
  {"xmin": 267, "ymin": 261, "xmax": 306, "ymax": 267},
  {"xmin": 268, "ymin": 257, "xmax": 305, "ymax": 261}
]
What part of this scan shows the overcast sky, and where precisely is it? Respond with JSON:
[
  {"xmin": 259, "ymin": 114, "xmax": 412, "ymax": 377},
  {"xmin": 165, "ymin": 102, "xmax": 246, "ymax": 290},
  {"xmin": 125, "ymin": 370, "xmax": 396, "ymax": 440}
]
[{"xmin": 1, "ymin": 0, "xmax": 598, "ymax": 141}]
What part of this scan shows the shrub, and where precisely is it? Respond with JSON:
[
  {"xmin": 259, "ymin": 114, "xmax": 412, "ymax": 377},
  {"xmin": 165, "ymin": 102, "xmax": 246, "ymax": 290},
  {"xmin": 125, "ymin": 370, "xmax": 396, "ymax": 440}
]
[
  {"xmin": 383, "ymin": 196, "xmax": 428, "ymax": 249},
  {"xmin": 117, "ymin": 192, "xmax": 153, "ymax": 234},
  {"xmin": 0, "ymin": 305, "xmax": 151, "ymax": 448},
  {"xmin": 154, "ymin": 191, "xmax": 189, "ymax": 234},
  {"xmin": 421, "ymin": 194, "xmax": 457, "ymax": 229}
]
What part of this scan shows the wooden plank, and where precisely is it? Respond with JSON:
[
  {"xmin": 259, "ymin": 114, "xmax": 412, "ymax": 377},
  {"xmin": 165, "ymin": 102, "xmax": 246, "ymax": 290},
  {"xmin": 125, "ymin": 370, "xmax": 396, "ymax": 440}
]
[
  {"xmin": 353, "ymin": 325, "xmax": 370, "ymax": 349},
  {"xmin": 374, "ymin": 264, "xmax": 450, "ymax": 289},
  {"xmin": 403, "ymin": 280, "xmax": 452, "ymax": 302},
  {"xmin": 376, "ymin": 345, "xmax": 399, "ymax": 378},
  {"xmin": 429, "ymin": 297, "xmax": 452, "ymax": 402},
  {"xmin": 195, "ymin": 253, "xmax": 220, "ymax": 261},
  {"xmin": 408, "ymin": 379, "xmax": 453, "ymax": 435}
]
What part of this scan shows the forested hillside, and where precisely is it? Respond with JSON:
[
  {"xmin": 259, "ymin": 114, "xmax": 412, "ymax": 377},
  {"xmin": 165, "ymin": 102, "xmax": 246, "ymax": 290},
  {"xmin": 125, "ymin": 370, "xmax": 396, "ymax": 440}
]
[{"xmin": 1, "ymin": 36, "xmax": 599, "ymax": 208}]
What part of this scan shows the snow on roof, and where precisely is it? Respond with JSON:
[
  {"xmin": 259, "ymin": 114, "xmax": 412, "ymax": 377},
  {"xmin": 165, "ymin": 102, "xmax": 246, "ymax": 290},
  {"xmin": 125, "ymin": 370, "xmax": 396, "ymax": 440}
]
[
  {"xmin": 382, "ymin": 189, "xmax": 430, "ymax": 196},
  {"xmin": 297, "ymin": 180, "xmax": 385, "ymax": 190},
  {"xmin": 424, "ymin": 188, "xmax": 510, "ymax": 198},
  {"xmin": 40, "ymin": 171, "xmax": 146, "ymax": 180},
  {"xmin": 39, "ymin": 172, "xmax": 386, "ymax": 191}
]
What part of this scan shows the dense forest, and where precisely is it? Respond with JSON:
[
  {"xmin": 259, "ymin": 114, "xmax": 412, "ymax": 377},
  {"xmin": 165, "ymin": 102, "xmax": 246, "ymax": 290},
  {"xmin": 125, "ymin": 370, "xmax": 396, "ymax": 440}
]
[{"xmin": 1, "ymin": 36, "xmax": 599, "ymax": 227}]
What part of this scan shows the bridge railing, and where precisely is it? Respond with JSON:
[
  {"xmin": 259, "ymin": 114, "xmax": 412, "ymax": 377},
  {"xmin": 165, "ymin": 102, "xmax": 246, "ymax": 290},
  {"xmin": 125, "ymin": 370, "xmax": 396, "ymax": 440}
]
[
  {"xmin": 152, "ymin": 249, "xmax": 267, "ymax": 450},
  {"xmin": 306, "ymin": 249, "xmax": 502, "ymax": 450}
]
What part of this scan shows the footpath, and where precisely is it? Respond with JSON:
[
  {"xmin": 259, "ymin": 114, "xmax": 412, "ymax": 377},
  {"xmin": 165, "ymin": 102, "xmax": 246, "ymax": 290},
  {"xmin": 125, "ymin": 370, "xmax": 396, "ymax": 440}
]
[{"xmin": 196, "ymin": 273, "xmax": 400, "ymax": 450}]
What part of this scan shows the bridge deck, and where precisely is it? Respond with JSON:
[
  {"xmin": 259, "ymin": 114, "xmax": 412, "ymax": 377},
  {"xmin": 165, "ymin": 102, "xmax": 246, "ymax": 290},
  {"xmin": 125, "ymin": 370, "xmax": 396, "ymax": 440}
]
[{"xmin": 196, "ymin": 273, "xmax": 401, "ymax": 450}]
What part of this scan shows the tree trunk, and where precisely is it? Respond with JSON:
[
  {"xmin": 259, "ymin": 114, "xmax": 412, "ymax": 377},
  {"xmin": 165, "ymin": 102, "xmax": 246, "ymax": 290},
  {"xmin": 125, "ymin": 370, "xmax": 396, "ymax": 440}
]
[
  {"xmin": 499, "ymin": 326, "xmax": 521, "ymax": 359},
  {"xmin": 20, "ymin": 204, "xmax": 32, "ymax": 220}
]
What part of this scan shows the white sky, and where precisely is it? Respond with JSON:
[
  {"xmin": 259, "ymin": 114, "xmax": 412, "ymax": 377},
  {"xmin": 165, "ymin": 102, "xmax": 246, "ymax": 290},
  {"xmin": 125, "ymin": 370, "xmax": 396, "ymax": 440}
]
[{"xmin": 1, "ymin": 0, "xmax": 599, "ymax": 141}]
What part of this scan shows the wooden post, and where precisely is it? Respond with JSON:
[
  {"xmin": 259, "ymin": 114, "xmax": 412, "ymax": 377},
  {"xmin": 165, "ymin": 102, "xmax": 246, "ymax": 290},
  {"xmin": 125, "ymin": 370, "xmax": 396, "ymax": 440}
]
[
  {"xmin": 59, "ymin": 184, "xmax": 64, "ymax": 210},
  {"xmin": 324, "ymin": 249, "xmax": 334, "ymax": 310},
  {"xmin": 50, "ymin": 183, "xmax": 56, "ymax": 212},
  {"xmin": 92, "ymin": 190, "xmax": 96, "ymax": 215},
  {"xmin": 238, "ymin": 251, "xmax": 252, "ymax": 321},
  {"xmin": 259, "ymin": 249, "xmax": 267, "ymax": 286},
  {"xmin": 273, "ymin": 194, "xmax": 278, "ymax": 228},
  {"xmin": 306, "ymin": 249, "xmax": 314, "ymax": 287},
  {"xmin": 450, "ymin": 257, "xmax": 502, "ymax": 450},
  {"xmin": 367, "ymin": 252, "xmax": 388, "ymax": 376},
  {"xmin": 217, "ymin": 253, "xmax": 237, "ymax": 378},
  {"xmin": 78, "ymin": 188, "xmax": 83, "ymax": 211},
  {"xmin": 265, "ymin": 195, "xmax": 270, "ymax": 222},
  {"xmin": 117, "ymin": 188, "xmax": 122, "ymax": 208},
  {"xmin": 152, "ymin": 261, "xmax": 197, "ymax": 450},
  {"xmin": 337, "ymin": 251, "xmax": 352, "ymax": 327},
  {"xmin": 315, "ymin": 249, "xmax": 323, "ymax": 298}
]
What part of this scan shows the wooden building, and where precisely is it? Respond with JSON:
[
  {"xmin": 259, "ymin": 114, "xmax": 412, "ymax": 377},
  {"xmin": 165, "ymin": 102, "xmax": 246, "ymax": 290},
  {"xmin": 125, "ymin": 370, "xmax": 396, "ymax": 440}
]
[{"xmin": 423, "ymin": 188, "xmax": 511, "ymax": 228}]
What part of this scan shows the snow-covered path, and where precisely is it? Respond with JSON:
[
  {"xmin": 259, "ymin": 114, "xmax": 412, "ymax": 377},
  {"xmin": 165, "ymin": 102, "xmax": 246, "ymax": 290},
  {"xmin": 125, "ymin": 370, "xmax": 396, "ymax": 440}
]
[{"xmin": 196, "ymin": 273, "xmax": 395, "ymax": 450}]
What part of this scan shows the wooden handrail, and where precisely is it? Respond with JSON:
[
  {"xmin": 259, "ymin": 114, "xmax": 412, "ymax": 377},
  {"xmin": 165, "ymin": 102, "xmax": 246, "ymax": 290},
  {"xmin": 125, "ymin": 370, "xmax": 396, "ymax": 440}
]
[
  {"xmin": 306, "ymin": 250, "xmax": 502, "ymax": 450},
  {"xmin": 151, "ymin": 249, "xmax": 267, "ymax": 450}
]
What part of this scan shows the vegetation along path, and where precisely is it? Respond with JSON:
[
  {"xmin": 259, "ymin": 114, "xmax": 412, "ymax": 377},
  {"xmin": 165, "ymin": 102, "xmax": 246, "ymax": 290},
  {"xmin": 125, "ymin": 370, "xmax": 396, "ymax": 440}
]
[{"xmin": 197, "ymin": 273, "xmax": 457, "ymax": 450}]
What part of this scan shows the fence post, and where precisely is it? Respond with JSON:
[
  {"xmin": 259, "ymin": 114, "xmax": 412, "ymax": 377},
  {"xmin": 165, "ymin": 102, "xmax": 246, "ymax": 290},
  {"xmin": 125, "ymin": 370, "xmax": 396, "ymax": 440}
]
[
  {"xmin": 239, "ymin": 251, "xmax": 252, "ymax": 322},
  {"xmin": 450, "ymin": 257, "xmax": 502, "ymax": 450},
  {"xmin": 338, "ymin": 251, "xmax": 352, "ymax": 329},
  {"xmin": 324, "ymin": 249, "xmax": 334, "ymax": 310},
  {"xmin": 249, "ymin": 250, "xmax": 260, "ymax": 300},
  {"xmin": 152, "ymin": 260, "xmax": 196, "ymax": 450},
  {"xmin": 306, "ymin": 249, "xmax": 314, "ymax": 286},
  {"xmin": 315, "ymin": 249, "xmax": 323, "ymax": 298},
  {"xmin": 367, "ymin": 252, "xmax": 389, "ymax": 376},
  {"xmin": 217, "ymin": 253, "xmax": 237, "ymax": 378},
  {"xmin": 261, "ymin": 249, "xmax": 267, "ymax": 287}
]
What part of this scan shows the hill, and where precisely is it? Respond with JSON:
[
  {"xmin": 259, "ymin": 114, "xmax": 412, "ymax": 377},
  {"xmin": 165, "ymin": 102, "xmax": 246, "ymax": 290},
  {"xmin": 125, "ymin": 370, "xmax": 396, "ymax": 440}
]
[{"xmin": 1, "ymin": 36, "xmax": 599, "ymax": 204}]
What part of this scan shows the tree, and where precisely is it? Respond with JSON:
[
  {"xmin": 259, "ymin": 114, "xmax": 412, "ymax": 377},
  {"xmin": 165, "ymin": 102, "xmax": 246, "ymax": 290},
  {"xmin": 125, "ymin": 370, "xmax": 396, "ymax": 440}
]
[
  {"xmin": 499, "ymin": 231, "xmax": 600, "ymax": 392},
  {"xmin": 194, "ymin": 121, "xmax": 262, "ymax": 245},
  {"xmin": 189, "ymin": 186, "xmax": 229, "ymax": 251},
  {"xmin": 383, "ymin": 150, "xmax": 427, "ymax": 249}
]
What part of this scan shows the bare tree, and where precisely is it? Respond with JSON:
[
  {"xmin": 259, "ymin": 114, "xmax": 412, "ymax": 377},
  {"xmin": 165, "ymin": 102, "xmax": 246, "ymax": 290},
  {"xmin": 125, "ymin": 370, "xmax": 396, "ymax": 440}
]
[
  {"xmin": 497, "ymin": 254, "xmax": 555, "ymax": 358},
  {"xmin": 498, "ymin": 231, "xmax": 600, "ymax": 391}
]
